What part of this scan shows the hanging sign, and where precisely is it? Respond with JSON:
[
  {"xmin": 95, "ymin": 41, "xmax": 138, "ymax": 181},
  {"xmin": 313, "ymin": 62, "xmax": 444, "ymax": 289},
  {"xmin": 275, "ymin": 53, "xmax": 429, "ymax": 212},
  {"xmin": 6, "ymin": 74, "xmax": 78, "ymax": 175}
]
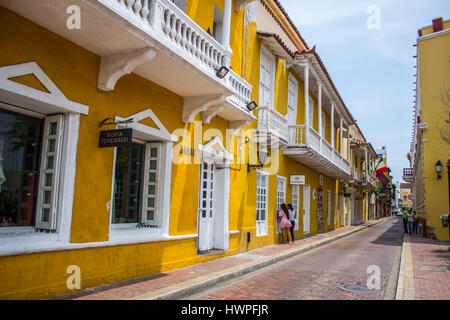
[{"xmin": 99, "ymin": 128, "xmax": 133, "ymax": 148}]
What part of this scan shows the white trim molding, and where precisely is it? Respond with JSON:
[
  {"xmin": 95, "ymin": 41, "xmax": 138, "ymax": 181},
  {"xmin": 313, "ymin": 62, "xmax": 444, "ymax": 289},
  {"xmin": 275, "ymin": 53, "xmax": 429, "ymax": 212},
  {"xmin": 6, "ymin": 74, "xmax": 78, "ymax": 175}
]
[
  {"xmin": 0, "ymin": 61, "xmax": 89, "ymax": 115},
  {"xmin": 115, "ymin": 108, "xmax": 178, "ymax": 142}
]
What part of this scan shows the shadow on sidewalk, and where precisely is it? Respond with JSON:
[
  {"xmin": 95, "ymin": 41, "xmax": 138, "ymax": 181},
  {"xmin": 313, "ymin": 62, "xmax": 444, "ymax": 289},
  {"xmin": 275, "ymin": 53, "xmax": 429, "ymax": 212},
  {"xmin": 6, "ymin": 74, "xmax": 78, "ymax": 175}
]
[{"xmin": 370, "ymin": 219, "xmax": 404, "ymax": 247}]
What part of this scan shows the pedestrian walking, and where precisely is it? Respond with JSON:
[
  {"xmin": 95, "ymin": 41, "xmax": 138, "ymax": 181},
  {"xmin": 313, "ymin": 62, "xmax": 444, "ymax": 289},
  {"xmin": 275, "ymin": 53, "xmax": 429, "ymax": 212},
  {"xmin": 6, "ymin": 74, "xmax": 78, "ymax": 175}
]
[
  {"xmin": 402, "ymin": 209, "xmax": 408, "ymax": 233},
  {"xmin": 413, "ymin": 211, "xmax": 418, "ymax": 234},
  {"xmin": 287, "ymin": 203, "xmax": 296, "ymax": 243},
  {"xmin": 278, "ymin": 203, "xmax": 292, "ymax": 245},
  {"xmin": 407, "ymin": 209, "xmax": 414, "ymax": 236}
]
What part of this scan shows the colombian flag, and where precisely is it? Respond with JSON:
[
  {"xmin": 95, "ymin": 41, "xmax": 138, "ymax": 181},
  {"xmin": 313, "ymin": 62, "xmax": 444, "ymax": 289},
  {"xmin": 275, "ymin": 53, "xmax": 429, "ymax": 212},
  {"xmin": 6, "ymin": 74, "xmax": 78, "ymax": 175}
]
[{"xmin": 375, "ymin": 158, "xmax": 391, "ymax": 186}]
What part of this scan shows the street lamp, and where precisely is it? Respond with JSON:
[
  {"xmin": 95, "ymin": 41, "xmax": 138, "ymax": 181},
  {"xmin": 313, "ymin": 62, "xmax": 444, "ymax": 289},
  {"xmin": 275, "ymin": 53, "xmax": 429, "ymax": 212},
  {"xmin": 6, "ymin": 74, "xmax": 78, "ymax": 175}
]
[
  {"xmin": 435, "ymin": 160, "xmax": 443, "ymax": 179},
  {"xmin": 247, "ymin": 143, "xmax": 269, "ymax": 173}
]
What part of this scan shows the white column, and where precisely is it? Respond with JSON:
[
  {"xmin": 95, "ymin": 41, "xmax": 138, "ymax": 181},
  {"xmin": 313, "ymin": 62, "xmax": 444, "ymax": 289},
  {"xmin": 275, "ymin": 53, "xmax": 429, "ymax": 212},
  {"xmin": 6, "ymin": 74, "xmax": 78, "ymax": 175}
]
[
  {"xmin": 339, "ymin": 118, "xmax": 343, "ymax": 156},
  {"xmin": 304, "ymin": 64, "xmax": 309, "ymax": 146},
  {"xmin": 318, "ymin": 82, "xmax": 322, "ymax": 137},
  {"xmin": 223, "ymin": 0, "xmax": 232, "ymax": 52},
  {"xmin": 331, "ymin": 104, "xmax": 335, "ymax": 150},
  {"xmin": 365, "ymin": 147, "xmax": 368, "ymax": 180}
]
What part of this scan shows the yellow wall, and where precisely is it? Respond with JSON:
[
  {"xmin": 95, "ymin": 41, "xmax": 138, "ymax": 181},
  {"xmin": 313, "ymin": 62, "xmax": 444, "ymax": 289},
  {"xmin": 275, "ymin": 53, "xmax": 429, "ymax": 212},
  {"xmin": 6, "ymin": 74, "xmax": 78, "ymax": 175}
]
[
  {"xmin": 418, "ymin": 21, "xmax": 450, "ymax": 240},
  {"xmin": 0, "ymin": 2, "xmax": 347, "ymax": 300}
]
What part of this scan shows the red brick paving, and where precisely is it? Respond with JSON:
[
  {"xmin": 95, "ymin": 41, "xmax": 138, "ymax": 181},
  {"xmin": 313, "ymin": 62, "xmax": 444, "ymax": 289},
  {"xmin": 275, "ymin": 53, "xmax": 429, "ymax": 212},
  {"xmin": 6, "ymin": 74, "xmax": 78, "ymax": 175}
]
[
  {"xmin": 54, "ymin": 220, "xmax": 386, "ymax": 300},
  {"xmin": 410, "ymin": 236, "xmax": 450, "ymax": 300},
  {"xmin": 196, "ymin": 219, "xmax": 403, "ymax": 300}
]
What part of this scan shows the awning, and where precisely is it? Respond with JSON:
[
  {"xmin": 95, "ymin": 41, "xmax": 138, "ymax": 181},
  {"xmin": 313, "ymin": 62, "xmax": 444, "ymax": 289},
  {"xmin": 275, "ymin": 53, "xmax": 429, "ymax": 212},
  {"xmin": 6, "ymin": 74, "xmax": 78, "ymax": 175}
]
[{"xmin": 256, "ymin": 31, "xmax": 295, "ymax": 60}]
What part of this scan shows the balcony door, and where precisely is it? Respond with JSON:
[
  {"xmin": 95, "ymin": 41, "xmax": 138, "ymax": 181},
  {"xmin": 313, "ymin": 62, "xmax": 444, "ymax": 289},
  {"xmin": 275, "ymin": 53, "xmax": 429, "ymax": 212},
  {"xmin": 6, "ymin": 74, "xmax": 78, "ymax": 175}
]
[
  {"xmin": 287, "ymin": 74, "xmax": 298, "ymax": 126},
  {"xmin": 259, "ymin": 46, "xmax": 275, "ymax": 108}
]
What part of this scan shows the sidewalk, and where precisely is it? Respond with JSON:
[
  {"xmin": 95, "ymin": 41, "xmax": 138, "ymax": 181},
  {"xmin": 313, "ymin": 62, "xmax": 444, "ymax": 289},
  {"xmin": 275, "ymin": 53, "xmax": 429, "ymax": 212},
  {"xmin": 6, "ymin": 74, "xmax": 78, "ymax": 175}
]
[
  {"xmin": 396, "ymin": 233, "xmax": 450, "ymax": 300},
  {"xmin": 54, "ymin": 218, "xmax": 391, "ymax": 300}
]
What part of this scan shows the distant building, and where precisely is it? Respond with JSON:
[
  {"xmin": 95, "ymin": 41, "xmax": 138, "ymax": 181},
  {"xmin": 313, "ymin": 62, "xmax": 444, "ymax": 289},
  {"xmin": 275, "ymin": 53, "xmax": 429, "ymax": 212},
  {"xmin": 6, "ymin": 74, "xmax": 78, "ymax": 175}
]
[{"xmin": 399, "ymin": 183, "xmax": 413, "ymax": 210}]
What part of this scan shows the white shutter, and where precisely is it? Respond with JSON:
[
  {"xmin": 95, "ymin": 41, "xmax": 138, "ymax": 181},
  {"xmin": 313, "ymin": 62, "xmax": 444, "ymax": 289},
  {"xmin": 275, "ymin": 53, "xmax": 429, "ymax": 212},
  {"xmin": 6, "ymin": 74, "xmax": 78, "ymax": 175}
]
[
  {"xmin": 36, "ymin": 114, "xmax": 64, "ymax": 230},
  {"xmin": 141, "ymin": 143, "xmax": 160, "ymax": 226}
]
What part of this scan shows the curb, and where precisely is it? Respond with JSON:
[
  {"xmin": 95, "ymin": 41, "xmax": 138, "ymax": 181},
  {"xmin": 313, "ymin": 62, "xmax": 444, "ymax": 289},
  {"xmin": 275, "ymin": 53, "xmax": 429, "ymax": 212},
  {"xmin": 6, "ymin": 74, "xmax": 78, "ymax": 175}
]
[
  {"xmin": 130, "ymin": 218, "xmax": 392, "ymax": 300},
  {"xmin": 395, "ymin": 233, "xmax": 415, "ymax": 300}
]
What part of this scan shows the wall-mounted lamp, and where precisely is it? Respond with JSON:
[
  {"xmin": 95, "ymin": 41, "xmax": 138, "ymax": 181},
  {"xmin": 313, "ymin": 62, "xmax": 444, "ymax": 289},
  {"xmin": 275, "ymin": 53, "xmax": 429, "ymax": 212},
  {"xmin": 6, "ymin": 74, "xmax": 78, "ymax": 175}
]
[
  {"xmin": 246, "ymin": 101, "xmax": 258, "ymax": 112},
  {"xmin": 435, "ymin": 160, "xmax": 443, "ymax": 179},
  {"xmin": 247, "ymin": 143, "xmax": 269, "ymax": 173},
  {"xmin": 215, "ymin": 66, "xmax": 229, "ymax": 79}
]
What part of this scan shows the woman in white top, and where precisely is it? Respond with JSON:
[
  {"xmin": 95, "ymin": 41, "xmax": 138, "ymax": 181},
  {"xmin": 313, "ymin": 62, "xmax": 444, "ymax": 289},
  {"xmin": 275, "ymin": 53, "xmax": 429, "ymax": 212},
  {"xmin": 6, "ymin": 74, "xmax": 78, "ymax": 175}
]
[{"xmin": 287, "ymin": 204, "xmax": 296, "ymax": 242}]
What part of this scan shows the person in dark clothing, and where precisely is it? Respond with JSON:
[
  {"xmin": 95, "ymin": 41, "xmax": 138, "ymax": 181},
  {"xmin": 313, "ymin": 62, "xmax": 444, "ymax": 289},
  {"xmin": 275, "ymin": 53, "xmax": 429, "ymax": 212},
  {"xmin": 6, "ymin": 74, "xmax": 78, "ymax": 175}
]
[{"xmin": 287, "ymin": 204, "xmax": 296, "ymax": 243}]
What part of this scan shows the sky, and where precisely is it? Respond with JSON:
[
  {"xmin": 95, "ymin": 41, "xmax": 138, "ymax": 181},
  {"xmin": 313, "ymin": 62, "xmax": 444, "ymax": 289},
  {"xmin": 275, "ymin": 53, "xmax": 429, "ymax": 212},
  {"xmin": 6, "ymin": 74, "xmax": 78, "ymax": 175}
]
[{"xmin": 280, "ymin": 0, "xmax": 449, "ymax": 184}]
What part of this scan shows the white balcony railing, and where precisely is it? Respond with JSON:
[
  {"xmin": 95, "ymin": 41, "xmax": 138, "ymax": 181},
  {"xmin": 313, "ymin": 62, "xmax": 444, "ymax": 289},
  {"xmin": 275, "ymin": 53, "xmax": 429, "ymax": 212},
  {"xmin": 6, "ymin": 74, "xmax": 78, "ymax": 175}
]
[
  {"xmin": 227, "ymin": 69, "xmax": 252, "ymax": 107},
  {"xmin": 288, "ymin": 125, "xmax": 350, "ymax": 174},
  {"xmin": 257, "ymin": 106, "xmax": 288, "ymax": 144},
  {"xmin": 110, "ymin": 0, "xmax": 231, "ymax": 70}
]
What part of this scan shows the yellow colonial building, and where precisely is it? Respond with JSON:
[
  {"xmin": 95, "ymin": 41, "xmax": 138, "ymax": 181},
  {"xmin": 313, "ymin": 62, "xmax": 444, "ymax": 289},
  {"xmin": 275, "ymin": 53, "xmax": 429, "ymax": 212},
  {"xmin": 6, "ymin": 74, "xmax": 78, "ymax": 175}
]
[
  {"xmin": 0, "ymin": 0, "xmax": 370, "ymax": 299},
  {"xmin": 404, "ymin": 17, "xmax": 450, "ymax": 240}
]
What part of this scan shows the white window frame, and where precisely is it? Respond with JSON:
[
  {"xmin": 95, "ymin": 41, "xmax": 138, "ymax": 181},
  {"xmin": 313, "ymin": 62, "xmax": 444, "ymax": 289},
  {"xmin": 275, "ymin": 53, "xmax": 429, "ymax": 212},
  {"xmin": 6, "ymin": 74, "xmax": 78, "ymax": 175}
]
[
  {"xmin": 287, "ymin": 73, "xmax": 298, "ymax": 126},
  {"xmin": 259, "ymin": 45, "xmax": 276, "ymax": 108},
  {"xmin": 256, "ymin": 170, "xmax": 269, "ymax": 237},
  {"xmin": 35, "ymin": 114, "xmax": 64, "ymax": 230},
  {"xmin": 276, "ymin": 176, "xmax": 287, "ymax": 234},
  {"xmin": 110, "ymin": 109, "xmax": 176, "ymax": 240},
  {"xmin": 291, "ymin": 184, "xmax": 300, "ymax": 231},
  {"xmin": 141, "ymin": 142, "xmax": 161, "ymax": 226},
  {"xmin": 0, "ymin": 61, "xmax": 88, "ymax": 255}
]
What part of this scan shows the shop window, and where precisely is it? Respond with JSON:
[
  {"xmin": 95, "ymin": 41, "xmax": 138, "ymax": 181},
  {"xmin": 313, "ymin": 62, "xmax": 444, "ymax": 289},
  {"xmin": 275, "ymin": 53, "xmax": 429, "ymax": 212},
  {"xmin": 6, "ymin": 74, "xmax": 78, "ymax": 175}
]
[
  {"xmin": 112, "ymin": 142, "xmax": 161, "ymax": 227},
  {"xmin": 0, "ymin": 107, "xmax": 63, "ymax": 231}
]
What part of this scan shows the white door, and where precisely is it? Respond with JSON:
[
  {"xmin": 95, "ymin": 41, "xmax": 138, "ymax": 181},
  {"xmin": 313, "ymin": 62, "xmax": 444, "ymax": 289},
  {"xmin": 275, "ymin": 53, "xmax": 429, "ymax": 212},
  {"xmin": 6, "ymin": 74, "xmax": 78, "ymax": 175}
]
[
  {"xmin": 303, "ymin": 185, "xmax": 310, "ymax": 234},
  {"xmin": 256, "ymin": 173, "xmax": 268, "ymax": 236},
  {"xmin": 198, "ymin": 161, "xmax": 215, "ymax": 251}
]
